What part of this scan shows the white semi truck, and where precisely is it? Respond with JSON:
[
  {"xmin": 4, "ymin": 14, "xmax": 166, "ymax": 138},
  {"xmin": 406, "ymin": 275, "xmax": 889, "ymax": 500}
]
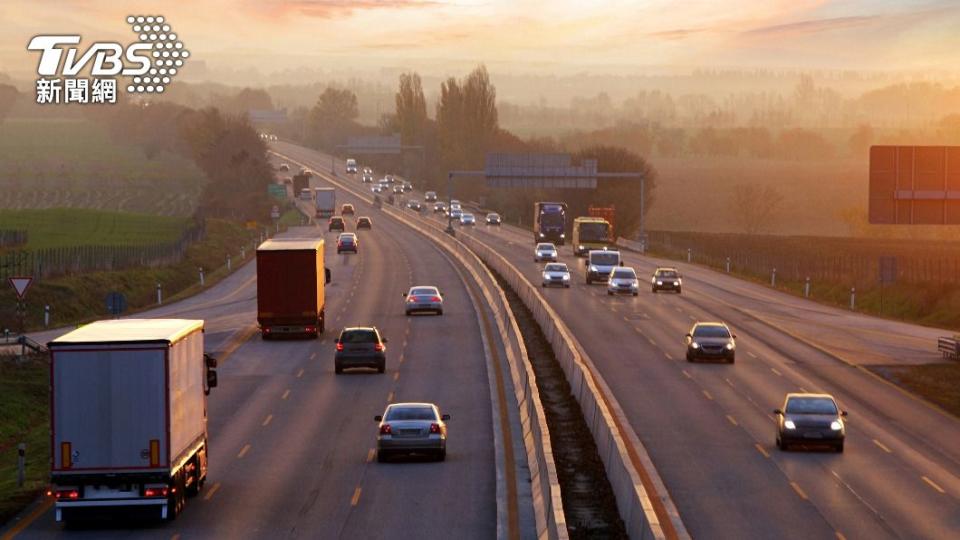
[
  {"xmin": 47, "ymin": 319, "xmax": 218, "ymax": 523},
  {"xmin": 315, "ymin": 187, "xmax": 336, "ymax": 218}
]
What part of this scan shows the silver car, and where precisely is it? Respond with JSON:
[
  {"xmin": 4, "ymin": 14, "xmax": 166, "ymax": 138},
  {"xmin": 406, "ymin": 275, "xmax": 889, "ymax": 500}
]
[
  {"xmin": 376, "ymin": 403, "xmax": 449, "ymax": 462},
  {"xmin": 534, "ymin": 242, "xmax": 558, "ymax": 262},
  {"xmin": 608, "ymin": 266, "xmax": 639, "ymax": 296},
  {"xmin": 460, "ymin": 213, "xmax": 476, "ymax": 226},
  {"xmin": 449, "ymin": 208, "xmax": 463, "ymax": 220},
  {"xmin": 404, "ymin": 285, "xmax": 444, "ymax": 315},
  {"xmin": 542, "ymin": 263, "xmax": 571, "ymax": 288}
]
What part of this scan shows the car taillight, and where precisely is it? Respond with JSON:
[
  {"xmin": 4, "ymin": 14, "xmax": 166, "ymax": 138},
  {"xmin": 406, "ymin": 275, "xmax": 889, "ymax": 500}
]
[
  {"xmin": 374, "ymin": 343, "xmax": 384, "ymax": 352},
  {"xmin": 430, "ymin": 296, "xmax": 442, "ymax": 302},
  {"xmin": 407, "ymin": 296, "xmax": 417, "ymax": 303},
  {"xmin": 144, "ymin": 487, "xmax": 169, "ymax": 498},
  {"xmin": 429, "ymin": 423, "xmax": 441, "ymax": 434},
  {"xmin": 379, "ymin": 424, "xmax": 392, "ymax": 435},
  {"xmin": 305, "ymin": 326, "xmax": 316, "ymax": 333},
  {"xmin": 52, "ymin": 489, "xmax": 79, "ymax": 499},
  {"xmin": 336, "ymin": 343, "xmax": 344, "ymax": 351}
]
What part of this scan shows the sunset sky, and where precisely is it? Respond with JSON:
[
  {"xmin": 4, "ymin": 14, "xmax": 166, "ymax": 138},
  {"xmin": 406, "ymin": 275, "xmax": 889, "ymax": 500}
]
[{"xmin": 2, "ymin": 0, "xmax": 959, "ymax": 80}]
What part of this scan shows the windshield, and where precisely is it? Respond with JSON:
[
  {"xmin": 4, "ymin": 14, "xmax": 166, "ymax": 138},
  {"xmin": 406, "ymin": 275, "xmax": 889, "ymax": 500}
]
[
  {"xmin": 540, "ymin": 213, "xmax": 564, "ymax": 228},
  {"xmin": 411, "ymin": 287, "xmax": 438, "ymax": 296},
  {"xmin": 656, "ymin": 270, "xmax": 679, "ymax": 278},
  {"xmin": 612, "ymin": 269, "xmax": 636, "ymax": 279},
  {"xmin": 785, "ymin": 397, "xmax": 838, "ymax": 415},
  {"xmin": 591, "ymin": 252, "xmax": 619, "ymax": 266},
  {"xmin": 692, "ymin": 325, "xmax": 731, "ymax": 338},
  {"xmin": 341, "ymin": 329, "xmax": 377, "ymax": 343},
  {"xmin": 386, "ymin": 407, "xmax": 437, "ymax": 421},
  {"xmin": 579, "ymin": 222, "xmax": 610, "ymax": 242},
  {"xmin": 545, "ymin": 264, "xmax": 567, "ymax": 272},
  {"xmin": 537, "ymin": 243, "xmax": 555, "ymax": 250}
]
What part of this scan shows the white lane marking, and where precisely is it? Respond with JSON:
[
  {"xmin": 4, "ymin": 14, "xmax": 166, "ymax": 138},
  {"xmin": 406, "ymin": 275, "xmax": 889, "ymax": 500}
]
[
  {"xmin": 282, "ymin": 389, "xmax": 291, "ymax": 400},
  {"xmin": 922, "ymin": 476, "xmax": 946, "ymax": 494},
  {"xmin": 747, "ymin": 351, "xmax": 758, "ymax": 359},
  {"xmin": 872, "ymin": 439, "xmax": 892, "ymax": 453},
  {"xmin": 770, "ymin": 367, "xmax": 782, "ymax": 376},
  {"xmin": 262, "ymin": 414, "xmax": 273, "ymax": 427},
  {"xmin": 237, "ymin": 444, "xmax": 251, "ymax": 459},
  {"xmin": 791, "ymin": 481, "xmax": 808, "ymax": 500}
]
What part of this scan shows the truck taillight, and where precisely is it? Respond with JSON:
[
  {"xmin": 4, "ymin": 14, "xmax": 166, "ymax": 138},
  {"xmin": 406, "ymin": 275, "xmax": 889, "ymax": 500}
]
[
  {"xmin": 374, "ymin": 343, "xmax": 384, "ymax": 352},
  {"xmin": 305, "ymin": 326, "xmax": 316, "ymax": 333},
  {"xmin": 144, "ymin": 487, "xmax": 169, "ymax": 498},
  {"xmin": 51, "ymin": 488, "xmax": 79, "ymax": 499},
  {"xmin": 149, "ymin": 439, "xmax": 160, "ymax": 467},
  {"xmin": 61, "ymin": 442, "xmax": 71, "ymax": 469},
  {"xmin": 429, "ymin": 423, "xmax": 441, "ymax": 434}
]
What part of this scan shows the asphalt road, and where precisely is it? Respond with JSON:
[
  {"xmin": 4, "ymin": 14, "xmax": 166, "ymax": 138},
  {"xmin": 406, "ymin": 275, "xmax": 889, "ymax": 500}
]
[
  {"xmin": 277, "ymin": 140, "xmax": 960, "ymax": 540},
  {"xmin": 8, "ymin": 177, "xmax": 499, "ymax": 538}
]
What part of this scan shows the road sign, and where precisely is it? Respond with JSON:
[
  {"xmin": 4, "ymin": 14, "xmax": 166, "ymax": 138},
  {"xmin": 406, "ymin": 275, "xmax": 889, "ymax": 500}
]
[
  {"xmin": 869, "ymin": 145, "xmax": 960, "ymax": 224},
  {"xmin": 879, "ymin": 256, "xmax": 897, "ymax": 284},
  {"xmin": 343, "ymin": 134, "xmax": 403, "ymax": 155},
  {"xmin": 105, "ymin": 291, "xmax": 127, "ymax": 316},
  {"xmin": 8, "ymin": 277, "xmax": 32, "ymax": 299},
  {"xmin": 271, "ymin": 205, "xmax": 281, "ymax": 220},
  {"xmin": 484, "ymin": 153, "xmax": 598, "ymax": 188}
]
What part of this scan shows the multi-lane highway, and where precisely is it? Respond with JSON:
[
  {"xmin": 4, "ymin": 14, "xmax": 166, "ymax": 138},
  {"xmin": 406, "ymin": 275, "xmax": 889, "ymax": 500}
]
[
  {"xmin": 276, "ymin": 140, "xmax": 960, "ymax": 540},
  {"xmin": 6, "ymin": 174, "xmax": 508, "ymax": 538}
]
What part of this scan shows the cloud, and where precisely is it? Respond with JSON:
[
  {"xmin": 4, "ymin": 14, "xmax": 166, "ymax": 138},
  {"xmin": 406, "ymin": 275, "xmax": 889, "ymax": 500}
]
[
  {"xmin": 249, "ymin": 0, "xmax": 443, "ymax": 19},
  {"xmin": 740, "ymin": 15, "xmax": 878, "ymax": 37},
  {"xmin": 646, "ymin": 28, "xmax": 711, "ymax": 41}
]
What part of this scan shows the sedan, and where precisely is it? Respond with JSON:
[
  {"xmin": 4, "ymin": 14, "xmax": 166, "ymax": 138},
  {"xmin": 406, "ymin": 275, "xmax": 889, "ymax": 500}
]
[
  {"xmin": 449, "ymin": 208, "xmax": 463, "ymax": 220},
  {"xmin": 371, "ymin": 185, "xmax": 385, "ymax": 194},
  {"xmin": 685, "ymin": 322, "xmax": 736, "ymax": 363},
  {"xmin": 775, "ymin": 393, "xmax": 847, "ymax": 452},
  {"xmin": 541, "ymin": 263, "xmax": 571, "ymax": 288},
  {"xmin": 404, "ymin": 286, "xmax": 443, "ymax": 315},
  {"xmin": 341, "ymin": 203, "xmax": 355, "ymax": 215},
  {"xmin": 375, "ymin": 403, "xmax": 449, "ymax": 462},
  {"xmin": 460, "ymin": 213, "xmax": 476, "ymax": 226},
  {"xmin": 407, "ymin": 199, "xmax": 422, "ymax": 211},
  {"xmin": 425, "ymin": 191, "xmax": 438, "ymax": 202},
  {"xmin": 652, "ymin": 267, "xmax": 682, "ymax": 293},
  {"xmin": 328, "ymin": 216, "xmax": 345, "ymax": 232},
  {"xmin": 335, "ymin": 327, "xmax": 387, "ymax": 374},
  {"xmin": 607, "ymin": 267, "xmax": 639, "ymax": 296},
  {"xmin": 486, "ymin": 213, "xmax": 502, "ymax": 225},
  {"xmin": 402, "ymin": 182, "xmax": 413, "ymax": 192},
  {"xmin": 393, "ymin": 186, "xmax": 404, "ymax": 194},
  {"xmin": 534, "ymin": 242, "xmax": 558, "ymax": 262},
  {"xmin": 357, "ymin": 216, "xmax": 372, "ymax": 229},
  {"xmin": 337, "ymin": 232, "xmax": 358, "ymax": 253},
  {"xmin": 434, "ymin": 202, "xmax": 447, "ymax": 213},
  {"xmin": 361, "ymin": 174, "xmax": 374, "ymax": 183}
]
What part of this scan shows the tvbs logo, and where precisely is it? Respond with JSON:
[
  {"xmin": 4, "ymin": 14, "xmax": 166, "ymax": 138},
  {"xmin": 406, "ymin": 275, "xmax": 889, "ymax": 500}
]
[{"xmin": 27, "ymin": 15, "xmax": 189, "ymax": 104}]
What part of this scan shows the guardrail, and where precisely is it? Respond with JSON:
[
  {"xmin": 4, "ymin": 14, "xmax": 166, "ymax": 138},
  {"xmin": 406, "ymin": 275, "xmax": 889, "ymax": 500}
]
[
  {"xmin": 937, "ymin": 336, "xmax": 960, "ymax": 361},
  {"xmin": 271, "ymin": 149, "xmax": 567, "ymax": 539}
]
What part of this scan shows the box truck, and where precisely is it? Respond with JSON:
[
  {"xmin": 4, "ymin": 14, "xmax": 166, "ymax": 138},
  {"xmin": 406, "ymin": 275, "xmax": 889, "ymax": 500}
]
[
  {"xmin": 47, "ymin": 319, "xmax": 218, "ymax": 523},
  {"xmin": 315, "ymin": 187, "xmax": 336, "ymax": 218},
  {"xmin": 533, "ymin": 202, "xmax": 568, "ymax": 245},
  {"xmin": 257, "ymin": 239, "xmax": 330, "ymax": 339},
  {"xmin": 572, "ymin": 216, "xmax": 612, "ymax": 256}
]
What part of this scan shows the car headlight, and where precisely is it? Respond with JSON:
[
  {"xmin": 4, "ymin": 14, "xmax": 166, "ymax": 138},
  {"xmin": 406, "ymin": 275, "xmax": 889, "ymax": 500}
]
[
  {"xmin": 656, "ymin": 280, "xmax": 663, "ymax": 285},
  {"xmin": 539, "ymin": 233, "xmax": 545, "ymax": 238},
  {"xmin": 578, "ymin": 245, "xmax": 584, "ymax": 250},
  {"xmin": 589, "ymin": 266, "xmax": 598, "ymax": 272},
  {"xmin": 830, "ymin": 421, "xmax": 843, "ymax": 431},
  {"xmin": 784, "ymin": 420, "xmax": 796, "ymax": 430},
  {"xmin": 691, "ymin": 342, "xmax": 700, "ymax": 349},
  {"xmin": 543, "ymin": 273, "xmax": 550, "ymax": 279},
  {"xmin": 631, "ymin": 282, "xmax": 638, "ymax": 288},
  {"xmin": 725, "ymin": 342, "xmax": 735, "ymax": 350},
  {"xmin": 560, "ymin": 233, "xmax": 565, "ymax": 238},
  {"xmin": 562, "ymin": 274, "xmax": 570, "ymax": 280}
]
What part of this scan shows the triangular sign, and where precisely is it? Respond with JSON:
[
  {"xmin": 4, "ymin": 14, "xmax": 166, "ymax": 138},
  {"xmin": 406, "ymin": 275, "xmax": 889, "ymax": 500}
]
[{"xmin": 8, "ymin": 277, "xmax": 32, "ymax": 299}]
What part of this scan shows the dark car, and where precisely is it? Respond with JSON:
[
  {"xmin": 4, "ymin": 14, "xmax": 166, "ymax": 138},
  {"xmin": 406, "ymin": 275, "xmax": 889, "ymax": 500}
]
[
  {"xmin": 328, "ymin": 216, "xmax": 345, "ymax": 231},
  {"xmin": 486, "ymin": 213, "xmax": 502, "ymax": 225},
  {"xmin": 357, "ymin": 216, "xmax": 372, "ymax": 229},
  {"xmin": 402, "ymin": 182, "xmax": 413, "ymax": 192},
  {"xmin": 407, "ymin": 200, "xmax": 422, "ymax": 211},
  {"xmin": 775, "ymin": 393, "xmax": 847, "ymax": 452},
  {"xmin": 341, "ymin": 203, "xmax": 355, "ymax": 215},
  {"xmin": 652, "ymin": 267, "xmax": 682, "ymax": 293},
  {"xmin": 335, "ymin": 327, "xmax": 387, "ymax": 374},
  {"xmin": 337, "ymin": 233, "xmax": 358, "ymax": 254},
  {"xmin": 685, "ymin": 322, "xmax": 736, "ymax": 363},
  {"xmin": 393, "ymin": 185, "xmax": 404, "ymax": 194}
]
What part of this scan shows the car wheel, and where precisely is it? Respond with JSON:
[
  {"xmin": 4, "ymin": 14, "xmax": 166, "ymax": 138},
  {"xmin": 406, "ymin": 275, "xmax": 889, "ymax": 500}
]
[
  {"xmin": 607, "ymin": 291, "xmax": 613, "ymax": 296},
  {"xmin": 378, "ymin": 362, "xmax": 385, "ymax": 374},
  {"xmin": 676, "ymin": 288, "xmax": 682, "ymax": 294},
  {"xmin": 564, "ymin": 284, "xmax": 570, "ymax": 288},
  {"xmin": 776, "ymin": 437, "xmax": 785, "ymax": 451},
  {"xmin": 335, "ymin": 364, "xmax": 343, "ymax": 374},
  {"xmin": 652, "ymin": 287, "xmax": 657, "ymax": 293},
  {"xmin": 835, "ymin": 441, "xmax": 844, "ymax": 453},
  {"xmin": 633, "ymin": 292, "xmax": 639, "ymax": 297},
  {"xmin": 437, "ymin": 448, "xmax": 447, "ymax": 462},
  {"xmin": 586, "ymin": 277, "xmax": 592, "ymax": 285},
  {"xmin": 728, "ymin": 355, "xmax": 735, "ymax": 364},
  {"xmin": 405, "ymin": 311, "xmax": 410, "ymax": 316},
  {"xmin": 686, "ymin": 352, "xmax": 694, "ymax": 362},
  {"xmin": 437, "ymin": 309, "xmax": 443, "ymax": 316},
  {"xmin": 377, "ymin": 450, "xmax": 389, "ymax": 463},
  {"xmin": 542, "ymin": 283, "xmax": 547, "ymax": 288}
]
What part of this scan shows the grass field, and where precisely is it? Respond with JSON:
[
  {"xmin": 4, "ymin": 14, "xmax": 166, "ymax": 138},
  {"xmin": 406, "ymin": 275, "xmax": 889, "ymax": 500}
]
[
  {"xmin": 0, "ymin": 355, "xmax": 49, "ymax": 525},
  {"xmin": 0, "ymin": 208, "xmax": 190, "ymax": 250},
  {"xmin": 0, "ymin": 117, "xmax": 204, "ymax": 216},
  {"xmin": 870, "ymin": 363, "xmax": 960, "ymax": 418}
]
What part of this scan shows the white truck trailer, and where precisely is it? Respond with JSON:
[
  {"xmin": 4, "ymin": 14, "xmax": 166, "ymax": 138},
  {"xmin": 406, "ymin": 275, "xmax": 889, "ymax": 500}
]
[
  {"xmin": 315, "ymin": 187, "xmax": 336, "ymax": 218},
  {"xmin": 47, "ymin": 319, "xmax": 218, "ymax": 523}
]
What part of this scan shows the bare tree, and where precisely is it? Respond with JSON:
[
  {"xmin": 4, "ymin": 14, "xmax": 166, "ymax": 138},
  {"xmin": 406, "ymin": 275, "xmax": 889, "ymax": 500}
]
[{"xmin": 730, "ymin": 183, "xmax": 783, "ymax": 234}]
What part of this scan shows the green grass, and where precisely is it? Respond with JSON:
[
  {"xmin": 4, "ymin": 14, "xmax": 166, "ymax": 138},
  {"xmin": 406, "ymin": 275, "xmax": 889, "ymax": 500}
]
[
  {"xmin": 0, "ymin": 355, "xmax": 49, "ymax": 524},
  {"xmin": 0, "ymin": 118, "xmax": 204, "ymax": 216},
  {"xmin": 0, "ymin": 208, "xmax": 190, "ymax": 250},
  {"xmin": 870, "ymin": 363, "xmax": 960, "ymax": 418}
]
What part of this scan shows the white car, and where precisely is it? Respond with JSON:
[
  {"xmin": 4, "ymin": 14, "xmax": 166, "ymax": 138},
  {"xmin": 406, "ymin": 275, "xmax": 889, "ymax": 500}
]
[
  {"xmin": 608, "ymin": 266, "xmax": 639, "ymax": 296},
  {"xmin": 534, "ymin": 243, "xmax": 558, "ymax": 262},
  {"xmin": 541, "ymin": 263, "xmax": 571, "ymax": 288},
  {"xmin": 460, "ymin": 213, "xmax": 476, "ymax": 226},
  {"xmin": 425, "ymin": 191, "xmax": 438, "ymax": 202},
  {"xmin": 449, "ymin": 208, "xmax": 463, "ymax": 220}
]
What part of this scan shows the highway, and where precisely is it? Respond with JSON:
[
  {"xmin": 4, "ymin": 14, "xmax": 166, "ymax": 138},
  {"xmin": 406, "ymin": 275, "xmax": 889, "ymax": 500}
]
[
  {"xmin": 275, "ymin": 140, "xmax": 960, "ymax": 540},
  {"xmin": 6, "ymin": 174, "xmax": 504, "ymax": 538}
]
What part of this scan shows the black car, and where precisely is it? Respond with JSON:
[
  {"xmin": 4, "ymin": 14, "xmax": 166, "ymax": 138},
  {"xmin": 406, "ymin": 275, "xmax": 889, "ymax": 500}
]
[
  {"xmin": 328, "ymin": 216, "xmax": 345, "ymax": 232},
  {"xmin": 685, "ymin": 322, "xmax": 736, "ymax": 363},
  {"xmin": 652, "ymin": 267, "xmax": 682, "ymax": 293},
  {"xmin": 407, "ymin": 200, "xmax": 422, "ymax": 211},
  {"xmin": 775, "ymin": 393, "xmax": 847, "ymax": 452},
  {"xmin": 357, "ymin": 216, "xmax": 372, "ymax": 229},
  {"xmin": 486, "ymin": 213, "xmax": 502, "ymax": 225},
  {"xmin": 337, "ymin": 233, "xmax": 358, "ymax": 253},
  {"xmin": 335, "ymin": 327, "xmax": 387, "ymax": 374},
  {"xmin": 402, "ymin": 182, "xmax": 413, "ymax": 192},
  {"xmin": 393, "ymin": 186, "xmax": 404, "ymax": 194}
]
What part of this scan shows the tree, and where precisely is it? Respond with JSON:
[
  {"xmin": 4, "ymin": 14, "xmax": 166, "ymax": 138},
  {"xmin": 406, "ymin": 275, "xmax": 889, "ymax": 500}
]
[
  {"xmin": 224, "ymin": 87, "xmax": 274, "ymax": 116},
  {"xmin": 848, "ymin": 124, "xmax": 873, "ymax": 156},
  {"xmin": 0, "ymin": 84, "xmax": 19, "ymax": 124},
  {"xmin": 307, "ymin": 87, "xmax": 359, "ymax": 151},
  {"xmin": 395, "ymin": 72, "xmax": 428, "ymax": 145},
  {"xmin": 572, "ymin": 145, "xmax": 657, "ymax": 237},
  {"xmin": 730, "ymin": 183, "xmax": 783, "ymax": 234}
]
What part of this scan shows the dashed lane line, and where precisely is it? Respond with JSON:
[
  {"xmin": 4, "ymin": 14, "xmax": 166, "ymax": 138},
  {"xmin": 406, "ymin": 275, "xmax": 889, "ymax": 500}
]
[
  {"xmin": 922, "ymin": 476, "xmax": 946, "ymax": 494},
  {"xmin": 351, "ymin": 487, "xmax": 362, "ymax": 506},
  {"xmin": 237, "ymin": 444, "xmax": 251, "ymax": 459},
  {"xmin": 203, "ymin": 482, "xmax": 221, "ymax": 501},
  {"xmin": 790, "ymin": 482, "xmax": 809, "ymax": 500},
  {"xmin": 754, "ymin": 444, "xmax": 770, "ymax": 458},
  {"xmin": 872, "ymin": 439, "xmax": 892, "ymax": 453},
  {"xmin": 262, "ymin": 414, "xmax": 273, "ymax": 427},
  {"xmin": 282, "ymin": 389, "xmax": 291, "ymax": 400}
]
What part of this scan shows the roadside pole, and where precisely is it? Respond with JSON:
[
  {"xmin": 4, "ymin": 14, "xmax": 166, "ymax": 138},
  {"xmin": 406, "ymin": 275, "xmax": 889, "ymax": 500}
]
[{"xmin": 17, "ymin": 443, "xmax": 25, "ymax": 487}]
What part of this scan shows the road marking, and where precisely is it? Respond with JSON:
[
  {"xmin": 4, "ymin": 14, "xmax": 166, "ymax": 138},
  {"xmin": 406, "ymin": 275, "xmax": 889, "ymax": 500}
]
[
  {"xmin": 754, "ymin": 443, "xmax": 770, "ymax": 458},
  {"xmin": 674, "ymin": 307, "xmax": 683, "ymax": 313},
  {"xmin": 922, "ymin": 476, "xmax": 946, "ymax": 494},
  {"xmin": 622, "ymin": 315, "xmax": 631, "ymax": 322},
  {"xmin": 770, "ymin": 367, "xmax": 782, "ymax": 376},
  {"xmin": 321, "ymin": 339, "xmax": 327, "ymax": 345},
  {"xmin": 203, "ymin": 482, "xmax": 221, "ymax": 501},
  {"xmin": 702, "ymin": 390, "xmax": 713, "ymax": 400},
  {"xmin": 237, "ymin": 444, "xmax": 251, "ymax": 459},
  {"xmin": 296, "ymin": 368, "xmax": 304, "ymax": 378},
  {"xmin": 664, "ymin": 352, "xmax": 674, "ymax": 360},
  {"xmin": 790, "ymin": 481, "xmax": 809, "ymax": 500},
  {"xmin": 399, "ymin": 354, "xmax": 405, "ymax": 364},
  {"xmin": 724, "ymin": 378, "xmax": 734, "ymax": 387},
  {"xmin": 393, "ymin": 372, "xmax": 399, "ymax": 381},
  {"xmin": 682, "ymin": 370, "xmax": 692, "ymax": 379},
  {"xmin": 310, "ymin": 353, "xmax": 317, "ymax": 360},
  {"xmin": 687, "ymin": 315, "xmax": 696, "ymax": 321},
  {"xmin": 351, "ymin": 487, "xmax": 362, "ymax": 506},
  {"xmin": 872, "ymin": 439, "xmax": 892, "ymax": 453},
  {"xmin": 799, "ymin": 386, "xmax": 809, "ymax": 393},
  {"xmin": 262, "ymin": 414, "xmax": 273, "ymax": 427},
  {"xmin": 171, "ymin": 535, "xmax": 181, "ymax": 540},
  {"xmin": 835, "ymin": 533, "xmax": 848, "ymax": 540},
  {"xmin": 387, "ymin": 391, "xmax": 394, "ymax": 402},
  {"xmin": 747, "ymin": 351, "xmax": 757, "ymax": 359},
  {"xmin": 282, "ymin": 389, "xmax": 291, "ymax": 400},
  {"xmin": 647, "ymin": 337, "xmax": 657, "ymax": 346},
  {"xmin": 366, "ymin": 448, "xmax": 375, "ymax": 463},
  {"xmin": 0, "ymin": 498, "xmax": 53, "ymax": 540},
  {"xmin": 726, "ymin": 415, "xmax": 738, "ymax": 426}
]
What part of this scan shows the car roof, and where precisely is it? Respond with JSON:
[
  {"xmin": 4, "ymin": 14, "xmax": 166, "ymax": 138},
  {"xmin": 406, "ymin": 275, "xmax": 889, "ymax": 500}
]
[
  {"xmin": 544, "ymin": 263, "xmax": 568, "ymax": 269},
  {"xmin": 409, "ymin": 285, "xmax": 438, "ymax": 290},
  {"xmin": 537, "ymin": 243, "xmax": 555, "ymax": 247},
  {"xmin": 386, "ymin": 402, "xmax": 436, "ymax": 410},
  {"xmin": 656, "ymin": 267, "xmax": 678, "ymax": 272},
  {"xmin": 358, "ymin": 216, "xmax": 371, "ymax": 220},
  {"xmin": 785, "ymin": 393, "xmax": 836, "ymax": 400},
  {"xmin": 339, "ymin": 232, "xmax": 356, "ymax": 237}
]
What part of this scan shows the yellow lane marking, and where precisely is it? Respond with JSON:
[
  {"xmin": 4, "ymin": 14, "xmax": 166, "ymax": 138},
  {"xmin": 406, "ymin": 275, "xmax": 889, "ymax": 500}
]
[
  {"xmin": 387, "ymin": 391, "xmax": 394, "ymax": 402},
  {"xmin": 682, "ymin": 370, "xmax": 692, "ymax": 379},
  {"xmin": 296, "ymin": 368, "xmax": 304, "ymax": 378},
  {"xmin": 282, "ymin": 389, "xmax": 291, "ymax": 400},
  {"xmin": 726, "ymin": 415, "xmax": 738, "ymax": 426},
  {"xmin": 872, "ymin": 439, "xmax": 892, "ymax": 453},
  {"xmin": 702, "ymin": 390, "xmax": 713, "ymax": 400},
  {"xmin": 791, "ymin": 482, "xmax": 809, "ymax": 500},
  {"xmin": 922, "ymin": 476, "xmax": 946, "ymax": 494},
  {"xmin": 0, "ymin": 498, "xmax": 53, "ymax": 540},
  {"xmin": 350, "ymin": 487, "xmax": 362, "ymax": 506},
  {"xmin": 366, "ymin": 449, "xmax": 375, "ymax": 463},
  {"xmin": 237, "ymin": 444, "xmax": 251, "ymax": 459},
  {"xmin": 262, "ymin": 414, "xmax": 273, "ymax": 427},
  {"xmin": 203, "ymin": 482, "xmax": 221, "ymax": 501},
  {"xmin": 755, "ymin": 443, "xmax": 770, "ymax": 458}
]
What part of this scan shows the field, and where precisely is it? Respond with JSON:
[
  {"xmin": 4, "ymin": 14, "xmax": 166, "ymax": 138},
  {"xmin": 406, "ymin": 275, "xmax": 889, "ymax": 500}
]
[
  {"xmin": 0, "ymin": 117, "xmax": 204, "ymax": 216},
  {"xmin": 0, "ymin": 355, "xmax": 49, "ymax": 525},
  {"xmin": 0, "ymin": 208, "xmax": 190, "ymax": 250}
]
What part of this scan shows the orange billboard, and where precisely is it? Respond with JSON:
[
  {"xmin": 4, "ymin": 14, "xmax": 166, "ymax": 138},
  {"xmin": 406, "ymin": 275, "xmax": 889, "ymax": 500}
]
[{"xmin": 869, "ymin": 145, "xmax": 960, "ymax": 224}]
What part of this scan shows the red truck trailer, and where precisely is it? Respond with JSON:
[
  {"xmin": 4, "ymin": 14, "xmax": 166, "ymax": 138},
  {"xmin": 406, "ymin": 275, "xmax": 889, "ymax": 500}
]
[{"xmin": 256, "ymin": 238, "xmax": 330, "ymax": 339}]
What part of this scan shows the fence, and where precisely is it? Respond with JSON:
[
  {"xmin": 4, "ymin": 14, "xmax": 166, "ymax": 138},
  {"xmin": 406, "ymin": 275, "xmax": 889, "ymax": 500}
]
[
  {"xmin": 646, "ymin": 230, "xmax": 960, "ymax": 286},
  {"xmin": 0, "ymin": 230, "xmax": 27, "ymax": 248},
  {"xmin": 0, "ymin": 222, "xmax": 205, "ymax": 282}
]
